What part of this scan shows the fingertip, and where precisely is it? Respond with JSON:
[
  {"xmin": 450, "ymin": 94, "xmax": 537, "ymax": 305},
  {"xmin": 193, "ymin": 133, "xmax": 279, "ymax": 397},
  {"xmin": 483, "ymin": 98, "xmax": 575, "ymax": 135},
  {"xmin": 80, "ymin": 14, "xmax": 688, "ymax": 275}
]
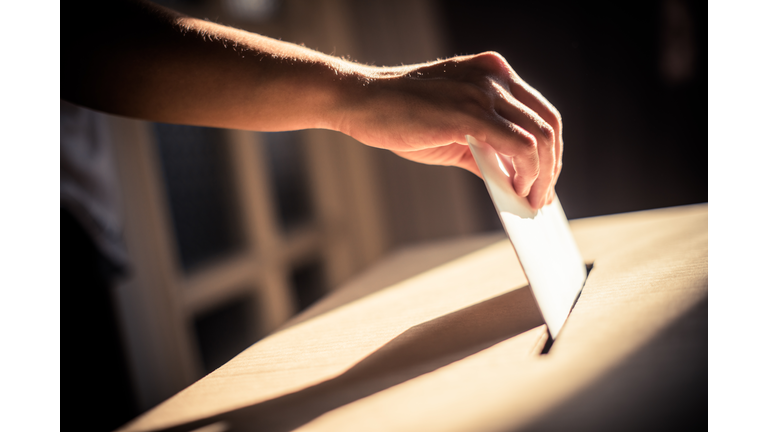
[
  {"xmin": 527, "ymin": 195, "xmax": 541, "ymax": 210},
  {"xmin": 513, "ymin": 176, "xmax": 532, "ymax": 198},
  {"xmin": 523, "ymin": 189, "xmax": 539, "ymax": 209}
]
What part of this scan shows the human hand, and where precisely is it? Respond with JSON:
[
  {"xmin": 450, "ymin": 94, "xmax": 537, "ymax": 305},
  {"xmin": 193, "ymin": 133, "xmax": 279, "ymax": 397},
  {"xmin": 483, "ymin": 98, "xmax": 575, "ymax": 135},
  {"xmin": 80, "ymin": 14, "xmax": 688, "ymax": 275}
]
[
  {"xmin": 60, "ymin": 0, "xmax": 560, "ymax": 210},
  {"xmin": 335, "ymin": 52, "xmax": 563, "ymax": 209}
]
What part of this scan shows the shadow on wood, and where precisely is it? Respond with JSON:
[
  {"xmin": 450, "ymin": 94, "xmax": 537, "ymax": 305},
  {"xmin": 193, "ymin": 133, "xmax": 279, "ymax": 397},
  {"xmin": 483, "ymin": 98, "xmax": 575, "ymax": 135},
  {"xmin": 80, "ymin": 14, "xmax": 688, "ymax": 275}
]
[
  {"xmin": 159, "ymin": 284, "xmax": 544, "ymax": 432},
  {"xmin": 277, "ymin": 234, "xmax": 506, "ymax": 333}
]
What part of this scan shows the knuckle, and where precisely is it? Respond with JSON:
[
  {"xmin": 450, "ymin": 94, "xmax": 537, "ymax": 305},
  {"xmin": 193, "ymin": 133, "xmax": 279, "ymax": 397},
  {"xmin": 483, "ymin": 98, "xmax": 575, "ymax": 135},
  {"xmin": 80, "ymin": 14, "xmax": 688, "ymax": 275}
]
[
  {"xmin": 539, "ymin": 123, "xmax": 556, "ymax": 145},
  {"xmin": 474, "ymin": 51, "xmax": 502, "ymax": 62},
  {"xmin": 536, "ymin": 106, "xmax": 561, "ymax": 135},
  {"xmin": 473, "ymin": 51, "xmax": 513, "ymax": 76},
  {"xmin": 519, "ymin": 132, "xmax": 537, "ymax": 151},
  {"xmin": 516, "ymin": 155, "xmax": 539, "ymax": 180},
  {"xmin": 480, "ymin": 51, "xmax": 505, "ymax": 63},
  {"xmin": 529, "ymin": 162, "xmax": 541, "ymax": 179}
]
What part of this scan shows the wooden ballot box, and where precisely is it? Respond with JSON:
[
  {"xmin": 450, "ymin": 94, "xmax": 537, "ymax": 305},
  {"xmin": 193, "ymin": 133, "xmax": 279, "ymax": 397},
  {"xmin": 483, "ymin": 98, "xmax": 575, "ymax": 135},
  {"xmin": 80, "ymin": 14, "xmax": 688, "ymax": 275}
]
[{"xmin": 117, "ymin": 204, "xmax": 707, "ymax": 432}]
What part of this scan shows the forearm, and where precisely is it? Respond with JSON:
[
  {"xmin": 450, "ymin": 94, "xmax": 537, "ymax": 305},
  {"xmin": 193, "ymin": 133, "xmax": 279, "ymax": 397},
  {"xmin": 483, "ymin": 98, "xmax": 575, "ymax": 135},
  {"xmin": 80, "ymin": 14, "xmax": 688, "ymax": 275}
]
[
  {"xmin": 60, "ymin": 0, "xmax": 397, "ymax": 132},
  {"xmin": 61, "ymin": 0, "xmax": 565, "ymax": 208}
]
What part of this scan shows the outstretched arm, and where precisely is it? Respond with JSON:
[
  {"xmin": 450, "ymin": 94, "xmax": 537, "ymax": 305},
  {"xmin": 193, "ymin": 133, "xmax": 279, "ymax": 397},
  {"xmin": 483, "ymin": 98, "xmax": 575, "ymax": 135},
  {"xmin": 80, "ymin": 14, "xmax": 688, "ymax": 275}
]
[{"xmin": 61, "ymin": 0, "xmax": 563, "ymax": 209}]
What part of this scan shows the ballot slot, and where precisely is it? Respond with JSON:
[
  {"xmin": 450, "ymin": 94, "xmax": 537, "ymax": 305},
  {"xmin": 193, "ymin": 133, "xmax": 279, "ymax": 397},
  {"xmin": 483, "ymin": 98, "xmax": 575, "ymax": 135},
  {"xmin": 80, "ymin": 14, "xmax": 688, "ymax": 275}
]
[{"xmin": 539, "ymin": 262, "xmax": 594, "ymax": 355}]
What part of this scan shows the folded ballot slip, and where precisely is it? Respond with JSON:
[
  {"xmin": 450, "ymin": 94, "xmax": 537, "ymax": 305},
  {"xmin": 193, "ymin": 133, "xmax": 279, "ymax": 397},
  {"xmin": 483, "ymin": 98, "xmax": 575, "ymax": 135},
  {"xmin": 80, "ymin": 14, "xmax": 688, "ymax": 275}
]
[{"xmin": 467, "ymin": 135, "xmax": 586, "ymax": 339}]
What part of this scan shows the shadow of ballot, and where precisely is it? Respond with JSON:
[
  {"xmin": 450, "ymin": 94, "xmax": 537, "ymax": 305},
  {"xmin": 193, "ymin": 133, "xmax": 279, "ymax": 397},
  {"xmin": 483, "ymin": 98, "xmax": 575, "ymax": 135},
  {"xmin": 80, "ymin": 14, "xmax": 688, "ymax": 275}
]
[{"xmin": 159, "ymin": 285, "xmax": 544, "ymax": 432}]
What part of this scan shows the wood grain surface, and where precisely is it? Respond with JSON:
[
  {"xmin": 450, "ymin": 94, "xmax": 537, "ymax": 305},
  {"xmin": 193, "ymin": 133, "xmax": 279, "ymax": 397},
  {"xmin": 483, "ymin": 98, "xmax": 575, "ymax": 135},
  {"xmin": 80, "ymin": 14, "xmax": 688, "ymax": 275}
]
[{"xmin": 117, "ymin": 204, "xmax": 707, "ymax": 432}]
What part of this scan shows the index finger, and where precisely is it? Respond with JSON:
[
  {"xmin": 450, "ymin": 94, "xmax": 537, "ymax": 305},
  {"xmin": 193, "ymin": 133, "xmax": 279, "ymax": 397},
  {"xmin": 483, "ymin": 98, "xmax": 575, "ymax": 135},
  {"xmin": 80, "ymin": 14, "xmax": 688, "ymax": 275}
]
[{"xmin": 468, "ymin": 114, "xmax": 541, "ymax": 198}]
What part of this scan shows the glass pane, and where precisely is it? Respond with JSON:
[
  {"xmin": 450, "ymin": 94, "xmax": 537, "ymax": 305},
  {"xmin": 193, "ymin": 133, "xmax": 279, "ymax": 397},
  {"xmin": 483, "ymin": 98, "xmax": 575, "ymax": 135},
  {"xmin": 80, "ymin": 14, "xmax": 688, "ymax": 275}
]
[
  {"xmin": 193, "ymin": 293, "xmax": 258, "ymax": 374},
  {"xmin": 262, "ymin": 132, "xmax": 314, "ymax": 232},
  {"xmin": 154, "ymin": 123, "xmax": 244, "ymax": 273},
  {"xmin": 291, "ymin": 259, "xmax": 327, "ymax": 312}
]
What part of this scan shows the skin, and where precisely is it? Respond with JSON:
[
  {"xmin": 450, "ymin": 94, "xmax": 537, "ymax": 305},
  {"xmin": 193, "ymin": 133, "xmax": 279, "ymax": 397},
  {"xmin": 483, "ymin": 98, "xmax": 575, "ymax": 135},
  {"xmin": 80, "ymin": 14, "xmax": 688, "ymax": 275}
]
[{"xmin": 61, "ymin": 0, "xmax": 564, "ymax": 209}]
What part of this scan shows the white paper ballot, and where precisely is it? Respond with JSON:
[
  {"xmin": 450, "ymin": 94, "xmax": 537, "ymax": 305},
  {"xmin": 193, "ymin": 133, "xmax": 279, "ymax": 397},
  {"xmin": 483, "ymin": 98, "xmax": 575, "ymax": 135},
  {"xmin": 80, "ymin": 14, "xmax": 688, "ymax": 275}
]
[{"xmin": 467, "ymin": 135, "xmax": 586, "ymax": 338}]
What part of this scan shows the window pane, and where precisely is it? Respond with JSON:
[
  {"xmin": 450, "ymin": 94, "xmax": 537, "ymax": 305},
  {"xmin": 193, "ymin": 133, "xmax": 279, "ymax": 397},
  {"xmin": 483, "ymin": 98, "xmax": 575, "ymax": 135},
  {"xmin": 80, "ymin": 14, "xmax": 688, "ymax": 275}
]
[
  {"xmin": 262, "ymin": 132, "xmax": 314, "ymax": 232},
  {"xmin": 291, "ymin": 259, "xmax": 327, "ymax": 312},
  {"xmin": 154, "ymin": 123, "xmax": 244, "ymax": 273},
  {"xmin": 193, "ymin": 293, "xmax": 258, "ymax": 374}
]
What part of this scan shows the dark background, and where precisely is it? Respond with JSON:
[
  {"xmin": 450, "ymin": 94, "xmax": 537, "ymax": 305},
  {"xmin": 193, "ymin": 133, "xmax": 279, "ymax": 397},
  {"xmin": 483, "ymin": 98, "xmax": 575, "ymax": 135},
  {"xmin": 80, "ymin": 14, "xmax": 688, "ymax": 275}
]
[{"xmin": 439, "ymin": 0, "xmax": 707, "ymax": 219}]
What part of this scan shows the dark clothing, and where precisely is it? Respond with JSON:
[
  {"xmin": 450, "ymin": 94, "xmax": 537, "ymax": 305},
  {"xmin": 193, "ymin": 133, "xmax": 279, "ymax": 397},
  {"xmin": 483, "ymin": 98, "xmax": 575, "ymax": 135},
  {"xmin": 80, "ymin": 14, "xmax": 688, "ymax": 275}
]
[
  {"xmin": 62, "ymin": 208, "xmax": 137, "ymax": 431},
  {"xmin": 60, "ymin": 100, "xmax": 129, "ymax": 275}
]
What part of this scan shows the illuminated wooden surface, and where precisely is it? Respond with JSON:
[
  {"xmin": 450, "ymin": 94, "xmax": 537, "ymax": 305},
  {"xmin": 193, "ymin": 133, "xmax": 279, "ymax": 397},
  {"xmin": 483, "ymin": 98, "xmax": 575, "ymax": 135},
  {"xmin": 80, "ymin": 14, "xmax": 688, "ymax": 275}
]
[{"xmin": 117, "ymin": 204, "xmax": 707, "ymax": 432}]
